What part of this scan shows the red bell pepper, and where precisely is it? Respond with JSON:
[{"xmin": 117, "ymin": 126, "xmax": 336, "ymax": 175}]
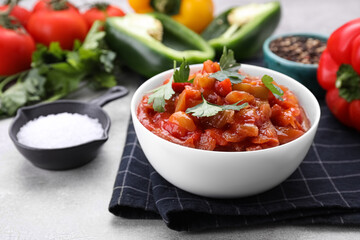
[{"xmin": 317, "ymin": 18, "xmax": 360, "ymax": 131}]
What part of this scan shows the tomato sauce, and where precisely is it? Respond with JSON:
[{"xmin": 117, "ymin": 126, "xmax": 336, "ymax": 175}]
[{"xmin": 137, "ymin": 60, "xmax": 311, "ymax": 151}]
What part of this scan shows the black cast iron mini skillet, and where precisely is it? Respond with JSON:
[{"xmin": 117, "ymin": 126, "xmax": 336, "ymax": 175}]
[{"xmin": 9, "ymin": 86, "xmax": 128, "ymax": 170}]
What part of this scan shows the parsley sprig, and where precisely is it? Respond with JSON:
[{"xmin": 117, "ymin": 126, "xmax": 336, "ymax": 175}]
[
  {"xmin": 261, "ymin": 75, "xmax": 284, "ymax": 100},
  {"xmin": 173, "ymin": 59, "xmax": 191, "ymax": 83},
  {"xmin": 147, "ymin": 79, "xmax": 174, "ymax": 112},
  {"xmin": 219, "ymin": 47, "xmax": 241, "ymax": 71},
  {"xmin": 148, "ymin": 60, "xmax": 191, "ymax": 112},
  {"xmin": 209, "ymin": 48, "xmax": 245, "ymax": 84},
  {"xmin": 186, "ymin": 95, "xmax": 248, "ymax": 117}
]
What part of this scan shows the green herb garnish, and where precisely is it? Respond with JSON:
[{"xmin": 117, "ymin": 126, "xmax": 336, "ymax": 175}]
[
  {"xmin": 148, "ymin": 60, "xmax": 193, "ymax": 112},
  {"xmin": 261, "ymin": 75, "xmax": 284, "ymax": 100},
  {"xmin": 173, "ymin": 59, "xmax": 191, "ymax": 83},
  {"xmin": 209, "ymin": 70, "xmax": 244, "ymax": 83},
  {"xmin": 147, "ymin": 79, "xmax": 174, "ymax": 112},
  {"xmin": 209, "ymin": 47, "xmax": 245, "ymax": 84},
  {"xmin": 219, "ymin": 47, "xmax": 241, "ymax": 71},
  {"xmin": 186, "ymin": 95, "xmax": 248, "ymax": 117}
]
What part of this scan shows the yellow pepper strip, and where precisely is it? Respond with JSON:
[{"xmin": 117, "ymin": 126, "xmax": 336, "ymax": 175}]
[{"xmin": 128, "ymin": 0, "xmax": 214, "ymax": 33}]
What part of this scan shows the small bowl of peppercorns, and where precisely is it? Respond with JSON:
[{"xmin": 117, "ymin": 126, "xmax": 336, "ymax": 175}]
[{"xmin": 263, "ymin": 33, "xmax": 328, "ymax": 98}]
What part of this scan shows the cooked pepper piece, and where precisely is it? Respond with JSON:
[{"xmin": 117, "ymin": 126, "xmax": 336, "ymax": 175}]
[
  {"xmin": 105, "ymin": 13, "xmax": 214, "ymax": 77},
  {"xmin": 202, "ymin": 1, "xmax": 281, "ymax": 60}
]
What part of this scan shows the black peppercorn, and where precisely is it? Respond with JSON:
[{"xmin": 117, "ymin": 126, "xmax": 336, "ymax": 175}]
[{"xmin": 269, "ymin": 36, "xmax": 326, "ymax": 64}]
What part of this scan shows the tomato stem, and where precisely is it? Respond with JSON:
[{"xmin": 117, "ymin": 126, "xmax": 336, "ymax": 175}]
[
  {"xmin": 92, "ymin": 2, "xmax": 109, "ymax": 11},
  {"xmin": 48, "ymin": 0, "xmax": 69, "ymax": 11},
  {"xmin": 0, "ymin": 0, "xmax": 15, "ymax": 15},
  {"xmin": 0, "ymin": 0, "xmax": 22, "ymax": 29},
  {"xmin": 4, "ymin": 0, "xmax": 20, "ymax": 5}
]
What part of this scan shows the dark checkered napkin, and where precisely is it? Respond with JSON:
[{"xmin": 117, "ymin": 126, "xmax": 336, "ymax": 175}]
[{"xmin": 109, "ymin": 101, "xmax": 360, "ymax": 231}]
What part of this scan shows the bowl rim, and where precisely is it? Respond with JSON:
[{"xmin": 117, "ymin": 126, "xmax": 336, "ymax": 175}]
[
  {"xmin": 131, "ymin": 63, "xmax": 321, "ymax": 156},
  {"xmin": 9, "ymin": 100, "xmax": 110, "ymax": 152},
  {"xmin": 263, "ymin": 32, "xmax": 329, "ymax": 69}
]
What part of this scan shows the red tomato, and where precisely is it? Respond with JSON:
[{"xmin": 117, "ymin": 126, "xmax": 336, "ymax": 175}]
[
  {"xmin": 27, "ymin": 8, "xmax": 87, "ymax": 50},
  {"xmin": 82, "ymin": 4, "xmax": 125, "ymax": 29},
  {"xmin": 214, "ymin": 78, "xmax": 232, "ymax": 97},
  {"xmin": 32, "ymin": 0, "xmax": 78, "ymax": 12},
  {"xmin": 172, "ymin": 82, "xmax": 192, "ymax": 93},
  {"xmin": 163, "ymin": 122, "xmax": 188, "ymax": 138},
  {"xmin": 0, "ymin": 5, "xmax": 31, "ymax": 27},
  {"xmin": 0, "ymin": 26, "xmax": 35, "ymax": 76}
]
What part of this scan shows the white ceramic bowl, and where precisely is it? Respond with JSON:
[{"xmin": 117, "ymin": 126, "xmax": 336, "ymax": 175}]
[{"xmin": 131, "ymin": 64, "xmax": 321, "ymax": 198}]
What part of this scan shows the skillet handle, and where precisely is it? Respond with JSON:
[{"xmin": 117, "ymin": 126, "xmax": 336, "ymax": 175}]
[{"xmin": 90, "ymin": 86, "xmax": 129, "ymax": 107}]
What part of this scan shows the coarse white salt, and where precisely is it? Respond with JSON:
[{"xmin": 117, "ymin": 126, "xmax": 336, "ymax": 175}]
[{"xmin": 17, "ymin": 113, "xmax": 104, "ymax": 149}]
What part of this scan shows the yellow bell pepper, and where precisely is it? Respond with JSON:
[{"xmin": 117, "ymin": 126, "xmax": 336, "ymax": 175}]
[{"xmin": 128, "ymin": 0, "xmax": 214, "ymax": 33}]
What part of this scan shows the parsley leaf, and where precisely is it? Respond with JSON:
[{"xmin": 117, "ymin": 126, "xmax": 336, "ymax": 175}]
[
  {"xmin": 186, "ymin": 95, "xmax": 248, "ymax": 117},
  {"xmin": 261, "ymin": 75, "xmax": 284, "ymax": 101},
  {"xmin": 100, "ymin": 50, "xmax": 116, "ymax": 73},
  {"xmin": 32, "ymin": 42, "xmax": 67, "ymax": 67},
  {"xmin": 209, "ymin": 70, "xmax": 244, "ymax": 83},
  {"xmin": 173, "ymin": 59, "xmax": 190, "ymax": 83},
  {"xmin": 82, "ymin": 21, "xmax": 106, "ymax": 50},
  {"xmin": 147, "ymin": 79, "xmax": 175, "ymax": 112},
  {"xmin": 91, "ymin": 72, "xmax": 117, "ymax": 89},
  {"xmin": 219, "ymin": 47, "xmax": 241, "ymax": 71},
  {"xmin": 209, "ymin": 47, "xmax": 244, "ymax": 84},
  {"xmin": 0, "ymin": 69, "xmax": 46, "ymax": 116},
  {"xmin": 148, "ymin": 59, "xmax": 193, "ymax": 112}
]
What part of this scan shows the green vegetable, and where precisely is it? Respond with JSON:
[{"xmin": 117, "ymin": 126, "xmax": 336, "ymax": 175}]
[
  {"xmin": 202, "ymin": 1, "xmax": 281, "ymax": 60},
  {"xmin": 209, "ymin": 48, "xmax": 244, "ymax": 84},
  {"xmin": 0, "ymin": 21, "xmax": 117, "ymax": 118},
  {"xmin": 105, "ymin": 13, "xmax": 214, "ymax": 78},
  {"xmin": 261, "ymin": 75, "xmax": 284, "ymax": 100},
  {"xmin": 186, "ymin": 95, "xmax": 248, "ymax": 117}
]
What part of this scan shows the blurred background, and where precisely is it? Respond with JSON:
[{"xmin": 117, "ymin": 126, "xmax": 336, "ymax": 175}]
[{"xmin": 18, "ymin": 0, "xmax": 360, "ymax": 35}]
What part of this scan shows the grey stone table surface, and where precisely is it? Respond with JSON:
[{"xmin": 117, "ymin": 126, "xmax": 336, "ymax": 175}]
[{"xmin": 1, "ymin": 0, "xmax": 360, "ymax": 239}]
